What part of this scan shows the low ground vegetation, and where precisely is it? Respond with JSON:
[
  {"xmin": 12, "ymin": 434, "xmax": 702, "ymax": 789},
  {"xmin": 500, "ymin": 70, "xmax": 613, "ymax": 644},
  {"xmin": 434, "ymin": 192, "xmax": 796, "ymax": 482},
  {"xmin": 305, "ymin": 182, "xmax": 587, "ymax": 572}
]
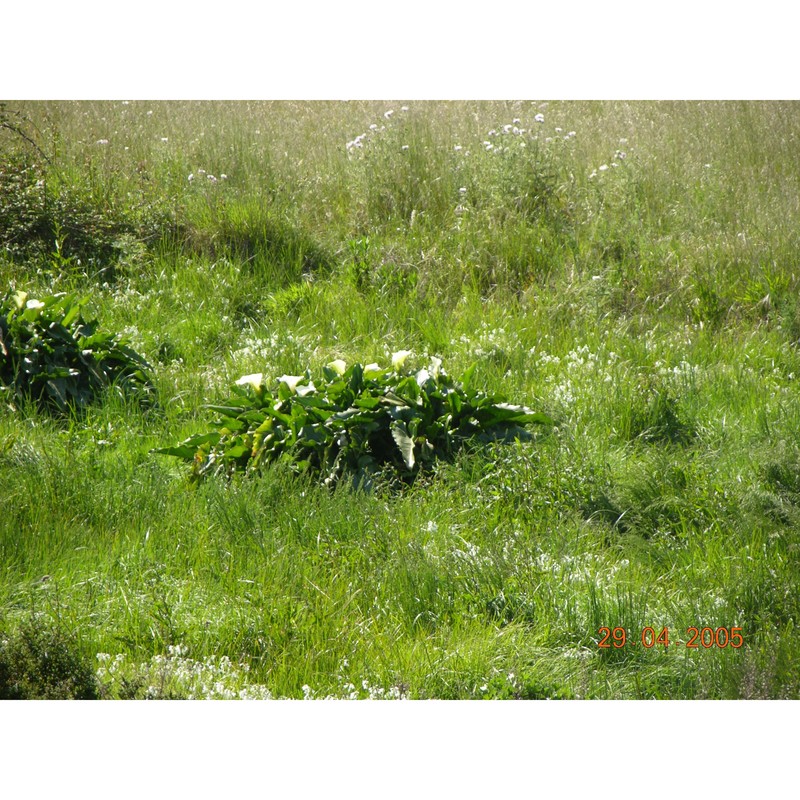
[{"xmin": 1, "ymin": 100, "xmax": 799, "ymax": 698}]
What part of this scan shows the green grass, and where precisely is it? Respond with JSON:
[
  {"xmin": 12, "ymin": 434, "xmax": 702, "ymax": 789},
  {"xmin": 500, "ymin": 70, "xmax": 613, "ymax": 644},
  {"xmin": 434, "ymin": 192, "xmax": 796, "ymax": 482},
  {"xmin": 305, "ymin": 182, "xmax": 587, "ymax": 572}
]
[{"xmin": 2, "ymin": 100, "xmax": 800, "ymax": 698}]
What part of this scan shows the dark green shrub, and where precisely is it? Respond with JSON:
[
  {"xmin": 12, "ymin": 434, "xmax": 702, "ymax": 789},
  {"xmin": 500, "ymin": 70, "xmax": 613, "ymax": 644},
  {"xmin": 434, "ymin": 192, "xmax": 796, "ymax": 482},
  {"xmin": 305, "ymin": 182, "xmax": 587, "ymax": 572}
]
[
  {"xmin": 0, "ymin": 154, "xmax": 173, "ymax": 280},
  {"xmin": 0, "ymin": 618, "xmax": 99, "ymax": 700},
  {"xmin": 0, "ymin": 289, "xmax": 155, "ymax": 414},
  {"xmin": 156, "ymin": 355, "xmax": 553, "ymax": 488}
]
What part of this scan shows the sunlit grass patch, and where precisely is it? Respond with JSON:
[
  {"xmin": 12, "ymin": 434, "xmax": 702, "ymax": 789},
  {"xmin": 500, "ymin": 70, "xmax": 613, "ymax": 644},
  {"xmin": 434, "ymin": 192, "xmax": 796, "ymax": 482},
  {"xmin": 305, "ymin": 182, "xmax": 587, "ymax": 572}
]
[{"xmin": 3, "ymin": 100, "xmax": 800, "ymax": 698}]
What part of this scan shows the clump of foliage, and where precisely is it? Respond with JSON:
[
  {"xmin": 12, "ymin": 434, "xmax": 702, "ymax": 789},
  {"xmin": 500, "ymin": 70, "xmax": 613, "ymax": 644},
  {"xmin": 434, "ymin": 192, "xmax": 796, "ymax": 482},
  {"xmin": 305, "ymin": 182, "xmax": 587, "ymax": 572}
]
[
  {"xmin": 156, "ymin": 354, "xmax": 553, "ymax": 488},
  {"xmin": 0, "ymin": 618, "xmax": 99, "ymax": 700},
  {"xmin": 0, "ymin": 290, "xmax": 155, "ymax": 414},
  {"xmin": 0, "ymin": 153, "xmax": 172, "ymax": 280}
]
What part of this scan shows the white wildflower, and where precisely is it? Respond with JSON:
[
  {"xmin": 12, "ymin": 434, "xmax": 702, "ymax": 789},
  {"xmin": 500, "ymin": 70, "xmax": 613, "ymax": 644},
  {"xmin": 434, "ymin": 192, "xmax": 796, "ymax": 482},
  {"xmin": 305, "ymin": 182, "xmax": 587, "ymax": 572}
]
[
  {"xmin": 280, "ymin": 375, "xmax": 315, "ymax": 396},
  {"xmin": 416, "ymin": 368, "xmax": 431, "ymax": 386},
  {"xmin": 236, "ymin": 373, "xmax": 263, "ymax": 391},
  {"xmin": 392, "ymin": 350, "xmax": 412, "ymax": 369}
]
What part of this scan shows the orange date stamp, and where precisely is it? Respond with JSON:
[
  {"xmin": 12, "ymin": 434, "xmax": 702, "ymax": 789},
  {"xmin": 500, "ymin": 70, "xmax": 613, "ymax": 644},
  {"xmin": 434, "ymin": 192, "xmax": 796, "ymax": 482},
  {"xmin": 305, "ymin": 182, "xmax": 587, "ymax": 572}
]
[{"xmin": 597, "ymin": 626, "xmax": 743, "ymax": 649}]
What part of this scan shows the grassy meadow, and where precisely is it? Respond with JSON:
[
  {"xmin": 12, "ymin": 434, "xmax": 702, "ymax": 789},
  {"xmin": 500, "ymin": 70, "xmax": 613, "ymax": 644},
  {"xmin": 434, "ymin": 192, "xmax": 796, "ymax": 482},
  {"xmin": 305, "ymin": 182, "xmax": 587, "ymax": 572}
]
[{"xmin": 2, "ymin": 100, "xmax": 800, "ymax": 699}]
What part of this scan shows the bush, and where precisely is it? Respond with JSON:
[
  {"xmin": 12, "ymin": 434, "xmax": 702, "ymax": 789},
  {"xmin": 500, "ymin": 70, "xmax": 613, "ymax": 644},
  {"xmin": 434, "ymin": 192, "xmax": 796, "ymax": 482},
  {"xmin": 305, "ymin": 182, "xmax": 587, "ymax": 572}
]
[
  {"xmin": 156, "ymin": 354, "xmax": 553, "ymax": 488},
  {"xmin": 0, "ymin": 289, "xmax": 155, "ymax": 414},
  {"xmin": 0, "ymin": 618, "xmax": 99, "ymax": 700},
  {"xmin": 0, "ymin": 154, "xmax": 173, "ymax": 280}
]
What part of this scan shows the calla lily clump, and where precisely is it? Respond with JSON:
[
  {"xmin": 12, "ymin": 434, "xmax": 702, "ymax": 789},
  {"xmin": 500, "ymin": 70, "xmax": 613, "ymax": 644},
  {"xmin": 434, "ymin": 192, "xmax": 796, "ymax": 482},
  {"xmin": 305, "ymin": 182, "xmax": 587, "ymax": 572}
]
[
  {"xmin": 0, "ymin": 289, "xmax": 155, "ymax": 414},
  {"xmin": 155, "ymin": 352, "xmax": 553, "ymax": 488}
]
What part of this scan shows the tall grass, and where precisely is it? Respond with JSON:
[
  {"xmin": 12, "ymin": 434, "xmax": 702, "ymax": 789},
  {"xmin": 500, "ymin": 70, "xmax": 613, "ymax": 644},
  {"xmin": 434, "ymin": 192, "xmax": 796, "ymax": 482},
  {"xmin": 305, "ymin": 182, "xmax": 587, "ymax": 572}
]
[{"xmin": 2, "ymin": 100, "xmax": 800, "ymax": 698}]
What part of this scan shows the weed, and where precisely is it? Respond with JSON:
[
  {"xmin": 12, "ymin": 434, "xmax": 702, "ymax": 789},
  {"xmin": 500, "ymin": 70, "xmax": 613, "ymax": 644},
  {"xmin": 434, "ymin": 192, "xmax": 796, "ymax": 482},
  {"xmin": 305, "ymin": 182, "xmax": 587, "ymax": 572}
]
[
  {"xmin": 155, "ymin": 355, "xmax": 552, "ymax": 488},
  {"xmin": 0, "ymin": 616, "xmax": 99, "ymax": 700},
  {"xmin": 0, "ymin": 289, "xmax": 155, "ymax": 414}
]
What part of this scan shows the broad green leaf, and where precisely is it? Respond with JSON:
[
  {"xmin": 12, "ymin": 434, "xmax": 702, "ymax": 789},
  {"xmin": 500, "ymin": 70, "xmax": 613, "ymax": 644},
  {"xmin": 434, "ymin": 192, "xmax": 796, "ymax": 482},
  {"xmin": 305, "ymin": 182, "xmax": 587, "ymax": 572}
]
[
  {"xmin": 353, "ymin": 395, "xmax": 383, "ymax": 410},
  {"xmin": 348, "ymin": 363, "xmax": 364, "ymax": 392},
  {"xmin": 391, "ymin": 421, "xmax": 415, "ymax": 470},
  {"xmin": 460, "ymin": 361, "xmax": 478, "ymax": 390},
  {"xmin": 206, "ymin": 404, "xmax": 249, "ymax": 416}
]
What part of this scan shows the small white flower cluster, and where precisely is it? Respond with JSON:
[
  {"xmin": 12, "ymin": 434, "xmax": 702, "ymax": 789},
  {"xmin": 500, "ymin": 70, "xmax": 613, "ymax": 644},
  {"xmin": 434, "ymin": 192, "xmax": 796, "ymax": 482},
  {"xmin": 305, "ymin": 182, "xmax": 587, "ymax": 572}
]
[
  {"xmin": 346, "ymin": 108, "xmax": 406, "ymax": 153},
  {"xmin": 455, "ymin": 320, "xmax": 523, "ymax": 361},
  {"xmin": 541, "ymin": 346, "xmax": 623, "ymax": 410},
  {"xmin": 482, "ymin": 114, "xmax": 578, "ymax": 155},
  {"xmin": 231, "ymin": 328, "xmax": 320, "ymax": 378},
  {"xmin": 302, "ymin": 682, "xmax": 403, "ymax": 701},
  {"xmin": 654, "ymin": 359, "xmax": 700, "ymax": 388},
  {"xmin": 451, "ymin": 538, "xmax": 492, "ymax": 569},
  {"xmin": 563, "ymin": 344, "xmax": 599, "ymax": 375},
  {"xmin": 551, "ymin": 377, "xmax": 576, "ymax": 407},
  {"xmin": 534, "ymin": 551, "xmax": 631, "ymax": 589},
  {"xmin": 187, "ymin": 167, "xmax": 228, "ymax": 184},
  {"xmin": 301, "ymin": 657, "xmax": 406, "ymax": 700},
  {"xmin": 346, "ymin": 133, "xmax": 371, "ymax": 151},
  {"xmin": 97, "ymin": 645, "xmax": 274, "ymax": 700},
  {"xmin": 346, "ymin": 107, "xmax": 411, "ymax": 152},
  {"xmin": 589, "ymin": 146, "xmax": 627, "ymax": 179}
]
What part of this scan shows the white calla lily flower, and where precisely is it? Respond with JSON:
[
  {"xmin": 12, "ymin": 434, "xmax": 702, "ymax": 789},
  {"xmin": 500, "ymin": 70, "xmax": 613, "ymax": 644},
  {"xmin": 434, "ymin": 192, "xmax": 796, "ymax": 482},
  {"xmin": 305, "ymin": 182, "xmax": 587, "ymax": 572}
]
[
  {"xmin": 296, "ymin": 381, "xmax": 317, "ymax": 397},
  {"xmin": 392, "ymin": 350, "xmax": 412, "ymax": 369},
  {"xmin": 279, "ymin": 375, "xmax": 305, "ymax": 393},
  {"xmin": 327, "ymin": 359, "xmax": 347, "ymax": 376},
  {"xmin": 235, "ymin": 373, "xmax": 264, "ymax": 391}
]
